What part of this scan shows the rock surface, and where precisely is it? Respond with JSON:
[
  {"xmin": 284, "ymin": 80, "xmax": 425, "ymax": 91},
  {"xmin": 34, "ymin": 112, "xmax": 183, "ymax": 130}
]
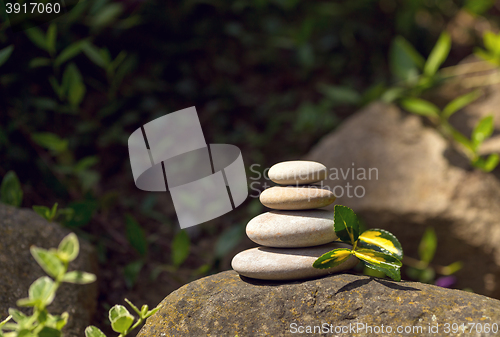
[
  {"xmin": 138, "ymin": 270, "xmax": 500, "ymax": 337},
  {"xmin": 268, "ymin": 160, "xmax": 327, "ymax": 185},
  {"xmin": 259, "ymin": 186, "xmax": 336, "ymax": 210},
  {"xmin": 0, "ymin": 204, "xmax": 98, "ymax": 337},
  {"xmin": 305, "ymin": 101, "xmax": 500, "ymax": 298},
  {"xmin": 231, "ymin": 242, "xmax": 357, "ymax": 280},
  {"xmin": 246, "ymin": 209, "xmax": 337, "ymax": 247}
]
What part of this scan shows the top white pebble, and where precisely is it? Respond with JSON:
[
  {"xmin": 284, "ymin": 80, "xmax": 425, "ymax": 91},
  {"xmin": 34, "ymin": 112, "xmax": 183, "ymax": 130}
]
[{"xmin": 268, "ymin": 161, "xmax": 327, "ymax": 185}]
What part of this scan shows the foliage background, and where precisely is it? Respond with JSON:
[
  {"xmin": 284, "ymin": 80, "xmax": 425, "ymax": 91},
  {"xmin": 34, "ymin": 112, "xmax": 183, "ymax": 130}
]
[{"xmin": 1, "ymin": 0, "xmax": 499, "ymax": 334}]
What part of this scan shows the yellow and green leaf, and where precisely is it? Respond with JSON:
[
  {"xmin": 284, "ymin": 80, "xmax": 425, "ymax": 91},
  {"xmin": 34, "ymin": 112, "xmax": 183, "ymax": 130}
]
[
  {"xmin": 333, "ymin": 205, "xmax": 359, "ymax": 245},
  {"xmin": 358, "ymin": 229, "xmax": 403, "ymax": 260},
  {"xmin": 313, "ymin": 248, "xmax": 353, "ymax": 269},
  {"xmin": 354, "ymin": 248, "xmax": 402, "ymax": 281}
]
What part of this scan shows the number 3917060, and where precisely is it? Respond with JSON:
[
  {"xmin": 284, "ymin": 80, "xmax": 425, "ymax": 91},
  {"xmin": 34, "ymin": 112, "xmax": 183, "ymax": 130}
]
[{"xmin": 6, "ymin": 2, "xmax": 61, "ymax": 14}]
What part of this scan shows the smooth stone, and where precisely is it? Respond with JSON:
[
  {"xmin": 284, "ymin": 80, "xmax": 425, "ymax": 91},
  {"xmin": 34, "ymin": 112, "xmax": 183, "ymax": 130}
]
[
  {"xmin": 268, "ymin": 160, "xmax": 327, "ymax": 185},
  {"xmin": 231, "ymin": 242, "xmax": 358, "ymax": 280},
  {"xmin": 259, "ymin": 186, "xmax": 336, "ymax": 210},
  {"xmin": 246, "ymin": 209, "xmax": 337, "ymax": 247}
]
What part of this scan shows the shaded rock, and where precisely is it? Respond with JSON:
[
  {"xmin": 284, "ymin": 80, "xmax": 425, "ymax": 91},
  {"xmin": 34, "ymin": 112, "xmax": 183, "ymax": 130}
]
[
  {"xmin": 268, "ymin": 160, "xmax": 327, "ymax": 185},
  {"xmin": 138, "ymin": 271, "xmax": 500, "ymax": 337},
  {"xmin": 305, "ymin": 101, "xmax": 500, "ymax": 298},
  {"xmin": 246, "ymin": 209, "xmax": 337, "ymax": 247},
  {"xmin": 260, "ymin": 186, "xmax": 336, "ymax": 210},
  {"xmin": 0, "ymin": 203, "xmax": 98, "ymax": 337},
  {"xmin": 231, "ymin": 242, "xmax": 357, "ymax": 280}
]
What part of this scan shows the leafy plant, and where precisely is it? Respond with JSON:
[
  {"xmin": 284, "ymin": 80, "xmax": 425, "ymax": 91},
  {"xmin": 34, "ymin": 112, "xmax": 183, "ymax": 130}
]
[
  {"xmin": 32, "ymin": 203, "xmax": 75, "ymax": 223},
  {"xmin": 401, "ymin": 92, "xmax": 499, "ymax": 172},
  {"xmin": 313, "ymin": 205, "xmax": 403, "ymax": 281},
  {"xmin": 475, "ymin": 31, "xmax": 500, "ymax": 67},
  {"xmin": 404, "ymin": 227, "xmax": 462, "ymax": 285},
  {"xmin": 0, "ymin": 171, "xmax": 23, "ymax": 207},
  {"xmin": 0, "ymin": 233, "xmax": 95, "ymax": 337}
]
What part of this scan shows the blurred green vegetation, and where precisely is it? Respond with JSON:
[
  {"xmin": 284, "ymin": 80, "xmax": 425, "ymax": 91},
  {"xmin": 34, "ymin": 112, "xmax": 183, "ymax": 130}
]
[{"xmin": 1, "ymin": 0, "xmax": 500, "ymax": 333}]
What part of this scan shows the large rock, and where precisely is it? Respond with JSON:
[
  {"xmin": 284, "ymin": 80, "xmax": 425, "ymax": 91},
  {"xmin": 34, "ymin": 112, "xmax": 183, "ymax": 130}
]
[
  {"xmin": 138, "ymin": 270, "xmax": 500, "ymax": 336},
  {"xmin": 305, "ymin": 101, "xmax": 500, "ymax": 298},
  {"xmin": 0, "ymin": 204, "xmax": 98, "ymax": 337}
]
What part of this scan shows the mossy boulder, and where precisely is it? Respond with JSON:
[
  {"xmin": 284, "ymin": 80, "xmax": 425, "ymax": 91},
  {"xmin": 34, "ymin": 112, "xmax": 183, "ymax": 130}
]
[
  {"xmin": 0, "ymin": 204, "xmax": 98, "ymax": 337},
  {"xmin": 138, "ymin": 270, "xmax": 500, "ymax": 336}
]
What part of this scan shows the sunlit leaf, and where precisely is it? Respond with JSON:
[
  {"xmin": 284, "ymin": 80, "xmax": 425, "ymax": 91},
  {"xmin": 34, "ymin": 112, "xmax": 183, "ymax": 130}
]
[
  {"xmin": 30, "ymin": 247, "xmax": 65, "ymax": 279},
  {"xmin": 312, "ymin": 248, "xmax": 352, "ymax": 269},
  {"xmin": 28, "ymin": 276, "xmax": 56, "ymax": 305},
  {"xmin": 109, "ymin": 305, "xmax": 134, "ymax": 334},
  {"xmin": 354, "ymin": 249, "xmax": 402, "ymax": 281},
  {"xmin": 418, "ymin": 227, "xmax": 437, "ymax": 264},
  {"xmin": 472, "ymin": 115, "xmax": 494, "ymax": 149},
  {"xmin": 400, "ymin": 98, "xmax": 440, "ymax": 118},
  {"xmin": 85, "ymin": 326, "xmax": 107, "ymax": 337},
  {"xmin": 424, "ymin": 32, "xmax": 451, "ymax": 77},
  {"xmin": 333, "ymin": 205, "xmax": 359, "ymax": 245},
  {"xmin": 442, "ymin": 90, "xmax": 481, "ymax": 120},
  {"xmin": 62, "ymin": 271, "xmax": 96, "ymax": 284},
  {"xmin": 358, "ymin": 229, "xmax": 403, "ymax": 260}
]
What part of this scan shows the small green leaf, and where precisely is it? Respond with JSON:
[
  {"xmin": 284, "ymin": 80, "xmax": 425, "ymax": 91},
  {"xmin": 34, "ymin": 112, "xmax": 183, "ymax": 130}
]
[
  {"xmin": 63, "ymin": 200, "xmax": 97, "ymax": 228},
  {"xmin": 353, "ymin": 249, "xmax": 402, "ymax": 268},
  {"xmin": 47, "ymin": 312, "xmax": 69, "ymax": 330},
  {"xmin": 424, "ymin": 32, "xmax": 451, "ymax": 77},
  {"xmin": 172, "ymin": 230, "xmax": 190, "ymax": 266},
  {"xmin": 144, "ymin": 305, "xmax": 161, "ymax": 319},
  {"xmin": 55, "ymin": 41, "xmax": 86, "ymax": 67},
  {"xmin": 25, "ymin": 27, "xmax": 47, "ymax": 51},
  {"xmin": 29, "ymin": 57, "xmax": 52, "ymax": 68},
  {"xmin": 0, "ymin": 315, "xmax": 11, "ymax": 328},
  {"xmin": 90, "ymin": 3, "xmax": 124, "ymax": 28},
  {"xmin": 8, "ymin": 308, "xmax": 26, "ymax": 323},
  {"xmin": 1, "ymin": 171, "xmax": 23, "ymax": 207},
  {"xmin": 333, "ymin": 205, "xmax": 360, "ymax": 245},
  {"xmin": 85, "ymin": 326, "xmax": 107, "ymax": 337},
  {"xmin": 418, "ymin": 227, "xmax": 437, "ymax": 264},
  {"xmin": 62, "ymin": 63, "xmax": 86, "ymax": 106},
  {"xmin": 125, "ymin": 214, "xmax": 148, "ymax": 257},
  {"xmin": 31, "ymin": 132, "xmax": 68, "ymax": 154},
  {"xmin": 109, "ymin": 305, "xmax": 134, "ymax": 334},
  {"xmin": 483, "ymin": 153, "xmax": 500, "ymax": 172},
  {"xmin": 58, "ymin": 233, "xmax": 80, "ymax": 262},
  {"xmin": 312, "ymin": 248, "xmax": 352, "ymax": 269},
  {"xmin": 442, "ymin": 90, "xmax": 481, "ymax": 120},
  {"xmin": 472, "ymin": 115, "xmax": 495, "ymax": 149},
  {"xmin": 140, "ymin": 304, "xmax": 149, "ymax": 318},
  {"xmin": 30, "ymin": 247, "xmax": 65, "ymax": 279},
  {"xmin": 16, "ymin": 298, "xmax": 38, "ymax": 307},
  {"xmin": 82, "ymin": 41, "xmax": 108, "ymax": 68},
  {"xmin": 400, "ymin": 98, "xmax": 440, "ymax": 118},
  {"xmin": 49, "ymin": 203, "xmax": 58, "ymax": 220},
  {"xmin": 0, "ymin": 45, "xmax": 14, "ymax": 67},
  {"xmin": 38, "ymin": 326, "xmax": 61, "ymax": 337},
  {"xmin": 358, "ymin": 229, "xmax": 403, "ymax": 260},
  {"xmin": 62, "ymin": 271, "xmax": 96, "ymax": 284},
  {"xmin": 33, "ymin": 205, "xmax": 51, "ymax": 221},
  {"xmin": 28, "ymin": 276, "xmax": 56, "ymax": 305},
  {"xmin": 390, "ymin": 36, "xmax": 425, "ymax": 81},
  {"xmin": 364, "ymin": 261, "xmax": 401, "ymax": 282},
  {"xmin": 483, "ymin": 31, "xmax": 500, "ymax": 56},
  {"xmin": 46, "ymin": 23, "xmax": 57, "ymax": 56}
]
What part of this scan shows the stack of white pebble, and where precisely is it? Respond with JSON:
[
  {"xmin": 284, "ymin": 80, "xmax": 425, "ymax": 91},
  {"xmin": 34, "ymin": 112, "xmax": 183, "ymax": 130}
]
[{"xmin": 232, "ymin": 160, "xmax": 358, "ymax": 281}]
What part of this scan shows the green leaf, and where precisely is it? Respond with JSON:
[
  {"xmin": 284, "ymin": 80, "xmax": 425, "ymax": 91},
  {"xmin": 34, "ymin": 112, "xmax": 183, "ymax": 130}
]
[
  {"xmin": 144, "ymin": 305, "xmax": 161, "ymax": 319},
  {"xmin": 30, "ymin": 247, "xmax": 65, "ymax": 279},
  {"xmin": 364, "ymin": 261, "xmax": 401, "ymax": 282},
  {"xmin": 16, "ymin": 298, "xmax": 38, "ymax": 307},
  {"xmin": 46, "ymin": 23, "xmax": 57, "ymax": 56},
  {"xmin": 38, "ymin": 327, "xmax": 61, "ymax": 337},
  {"xmin": 389, "ymin": 36, "xmax": 425, "ymax": 81},
  {"xmin": 90, "ymin": 3, "xmax": 124, "ymax": 28},
  {"xmin": 442, "ymin": 90, "xmax": 481, "ymax": 120},
  {"xmin": 0, "ymin": 315, "xmax": 11, "ymax": 328},
  {"xmin": 55, "ymin": 41, "xmax": 85, "ymax": 67},
  {"xmin": 483, "ymin": 153, "xmax": 500, "ymax": 172},
  {"xmin": 125, "ymin": 214, "xmax": 148, "ymax": 257},
  {"xmin": 109, "ymin": 305, "xmax": 134, "ymax": 334},
  {"xmin": 62, "ymin": 63, "xmax": 86, "ymax": 106},
  {"xmin": 1, "ymin": 171, "xmax": 23, "ymax": 207},
  {"xmin": 62, "ymin": 271, "xmax": 96, "ymax": 284},
  {"xmin": 33, "ymin": 205, "xmax": 51, "ymax": 221},
  {"xmin": 312, "ymin": 248, "xmax": 353, "ymax": 269},
  {"xmin": 25, "ymin": 27, "xmax": 47, "ymax": 51},
  {"xmin": 123, "ymin": 260, "xmax": 143, "ymax": 288},
  {"xmin": 58, "ymin": 233, "xmax": 80, "ymax": 262},
  {"xmin": 354, "ymin": 249, "xmax": 402, "ymax": 281},
  {"xmin": 85, "ymin": 326, "xmax": 107, "ymax": 337},
  {"xmin": 28, "ymin": 276, "xmax": 56, "ymax": 305},
  {"xmin": 472, "ymin": 115, "xmax": 495, "ymax": 149},
  {"xmin": 358, "ymin": 229, "xmax": 403, "ymax": 260},
  {"xmin": 464, "ymin": 0, "xmax": 496, "ymax": 15},
  {"xmin": 29, "ymin": 57, "xmax": 52, "ymax": 68},
  {"xmin": 317, "ymin": 84, "xmax": 361, "ymax": 106},
  {"xmin": 63, "ymin": 200, "xmax": 97, "ymax": 228},
  {"xmin": 31, "ymin": 132, "xmax": 68, "ymax": 154},
  {"xmin": 333, "ymin": 205, "xmax": 360, "ymax": 245},
  {"xmin": 124, "ymin": 298, "xmax": 141, "ymax": 316},
  {"xmin": 171, "ymin": 230, "xmax": 190, "ymax": 266},
  {"xmin": 483, "ymin": 31, "xmax": 500, "ymax": 56},
  {"xmin": 8, "ymin": 308, "xmax": 26, "ymax": 323},
  {"xmin": 0, "ymin": 45, "xmax": 14, "ymax": 67},
  {"xmin": 400, "ymin": 98, "xmax": 440, "ymax": 118},
  {"xmin": 82, "ymin": 41, "xmax": 108, "ymax": 68},
  {"xmin": 424, "ymin": 32, "xmax": 451, "ymax": 77},
  {"xmin": 47, "ymin": 312, "xmax": 68, "ymax": 330},
  {"xmin": 418, "ymin": 227, "xmax": 437, "ymax": 264}
]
